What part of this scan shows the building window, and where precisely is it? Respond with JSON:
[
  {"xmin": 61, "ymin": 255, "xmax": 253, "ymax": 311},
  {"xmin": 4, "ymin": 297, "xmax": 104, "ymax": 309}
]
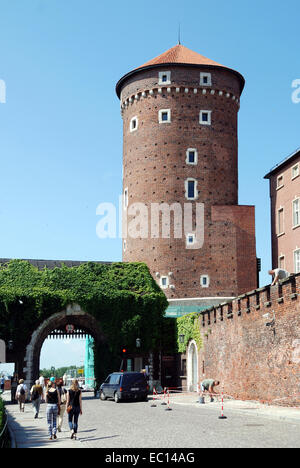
[
  {"xmin": 130, "ymin": 116, "xmax": 138, "ymax": 132},
  {"xmin": 186, "ymin": 233, "xmax": 196, "ymax": 246},
  {"xmin": 294, "ymin": 249, "xmax": 300, "ymax": 274},
  {"xmin": 276, "ymin": 174, "xmax": 284, "ymax": 189},
  {"xmin": 200, "ymin": 275, "xmax": 210, "ymax": 288},
  {"xmin": 278, "ymin": 255, "xmax": 285, "ymax": 269},
  {"xmin": 159, "ymin": 109, "xmax": 171, "ymax": 123},
  {"xmin": 160, "ymin": 276, "xmax": 169, "ymax": 289},
  {"xmin": 199, "ymin": 110, "xmax": 212, "ymax": 125},
  {"xmin": 292, "ymin": 198, "xmax": 300, "ymax": 228},
  {"xmin": 185, "ymin": 179, "xmax": 198, "ymax": 200},
  {"xmin": 200, "ymin": 72, "xmax": 212, "ymax": 86},
  {"xmin": 292, "ymin": 164, "xmax": 299, "ymax": 180},
  {"xmin": 277, "ymin": 208, "xmax": 284, "ymax": 235},
  {"xmin": 124, "ymin": 188, "xmax": 129, "ymax": 209},
  {"xmin": 186, "ymin": 148, "xmax": 198, "ymax": 165},
  {"xmin": 123, "ymin": 240, "xmax": 127, "ymax": 252},
  {"xmin": 159, "ymin": 71, "xmax": 171, "ymax": 85}
]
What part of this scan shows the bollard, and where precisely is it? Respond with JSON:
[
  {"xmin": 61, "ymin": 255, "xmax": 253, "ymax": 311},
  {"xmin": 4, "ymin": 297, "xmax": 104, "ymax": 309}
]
[
  {"xmin": 161, "ymin": 387, "xmax": 167, "ymax": 406},
  {"xmin": 165, "ymin": 390, "xmax": 172, "ymax": 411},
  {"xmin": 151, "ymin": 387, "xmax": 157, "ymax": 407},
  {"xmin": 218, "ymin": 391, "xmax": 227, "ymax": 420}
]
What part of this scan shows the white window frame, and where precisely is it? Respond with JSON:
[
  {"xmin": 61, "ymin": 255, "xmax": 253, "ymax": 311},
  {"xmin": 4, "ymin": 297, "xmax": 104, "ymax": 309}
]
[
  {"xmin": 158, "ymin": 71, "xmax": 171, "ymax": 86},
  {"xmin": 276, "ymin": 174, "xmax": 284, "ymax": 190},
  {"xmin": 199, "ymin": 110, "xmax": 212, "ymax": 126},
  {"xmin": 200, "ymin": 275, "xmax": 210, "ymax": 288},
  {"xmin": 160, "ymin": 276, "xmax": 169, "ymax": 289},
  {"xmin": 123, "ymin": 240, "xmax": 127, "ymax": 252},
  {"xmin": 294, "ymin": 248, "xmax": 300, "ymax": 274},
  {"xmin": 186, "ymin": 233, "xmax": 196, "ymax": 247},
  {"xmin": 292, "ymin": 164, "xmax": 299, "ymax": 180},
  {"xmin": 185, "ymin": 178, "xmax": 198, "ymax": 200},
  {"xmin": 159, "ymin": 109, "xmax": 171, "ymax": 124},
  {"xmin": 186, "ymin": 148, "xmax": 198, "ymax": 165},
  {"xmin": 292, "ymin": 198, "xmax": 300, "ymax": 228},
  {"xmin": 277, "ymin": 207, "xmax": 284, "ymax": 236},
  {"xmin": 130, "ymin": 116, "xmax": 138, "ymax": 133},
  {"xmin": 200, "ymin": 72, "xmax": 212, "ymax": 86},
  {"xmin": 278, "ymin": 254, "xmax": 285, "ymax": 270},
  {"xmin": 124, "ymin": 188, "xmax": 129, "ymax": 210}
]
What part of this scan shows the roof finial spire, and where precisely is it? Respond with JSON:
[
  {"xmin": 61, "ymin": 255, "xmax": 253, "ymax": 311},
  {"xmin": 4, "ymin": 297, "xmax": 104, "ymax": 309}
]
[{"xmin": 178, "ymin": 23, "xmax": 181, "ymax": 45}]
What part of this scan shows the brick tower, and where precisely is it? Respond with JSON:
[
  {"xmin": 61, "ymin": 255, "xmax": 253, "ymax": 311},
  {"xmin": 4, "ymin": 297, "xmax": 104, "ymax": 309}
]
[{"xmin": 116, "ymin": 44, "xmax": 257, "ymax": 316}]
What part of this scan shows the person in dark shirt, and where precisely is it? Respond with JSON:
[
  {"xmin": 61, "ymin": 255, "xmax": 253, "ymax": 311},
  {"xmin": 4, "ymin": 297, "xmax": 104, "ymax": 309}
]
[
  {"xmin": 66, "ymin": 379, "xmax": 83, "ymax": 440},
  {"xmin": 45, "ymin": 380, "xmax": 61, "ymax": 440}
]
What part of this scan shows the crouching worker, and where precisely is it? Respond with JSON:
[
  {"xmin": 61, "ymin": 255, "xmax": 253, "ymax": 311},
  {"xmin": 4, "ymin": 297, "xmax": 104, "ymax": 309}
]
[{"xmin": 199, "ymin": 379, "xmax": 220, "ymax": 404}]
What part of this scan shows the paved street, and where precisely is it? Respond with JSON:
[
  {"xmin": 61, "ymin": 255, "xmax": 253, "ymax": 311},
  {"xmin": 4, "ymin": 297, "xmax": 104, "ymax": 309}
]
[{"xmin": 3, "ymin": 392, "xmax": 300, "ymax": 448}]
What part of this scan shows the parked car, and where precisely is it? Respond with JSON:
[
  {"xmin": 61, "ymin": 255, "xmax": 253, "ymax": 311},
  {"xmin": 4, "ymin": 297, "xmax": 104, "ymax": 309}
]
[{"xmin": 100, "ymin": 372, "xmax": 149, "ymax": 403}]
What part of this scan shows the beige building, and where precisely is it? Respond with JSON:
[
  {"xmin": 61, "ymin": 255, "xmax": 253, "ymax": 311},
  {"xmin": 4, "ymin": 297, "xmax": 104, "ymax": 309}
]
[{"xmin": 265, "ymin": 148, "xmax": 300, "ymax": 274}]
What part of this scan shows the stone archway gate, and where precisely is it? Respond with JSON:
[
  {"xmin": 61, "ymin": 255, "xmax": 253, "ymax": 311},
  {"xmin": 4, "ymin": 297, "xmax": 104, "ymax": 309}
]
[{"xmin": 24, "ymin": 304, "xmax": 105, "ymax": 389}]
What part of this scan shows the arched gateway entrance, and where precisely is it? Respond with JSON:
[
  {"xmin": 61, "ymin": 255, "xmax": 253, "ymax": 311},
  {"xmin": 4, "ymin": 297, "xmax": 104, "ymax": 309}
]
[{"xmin": 24, "ymin": 304, "xmax": 105, "ymax": 389}]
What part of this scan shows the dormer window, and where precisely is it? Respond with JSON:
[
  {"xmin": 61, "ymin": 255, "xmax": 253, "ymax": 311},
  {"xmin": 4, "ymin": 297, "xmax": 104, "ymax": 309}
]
[{"xmin": 159, "ymin": 71, "xmax": 171, "ymax": 85}]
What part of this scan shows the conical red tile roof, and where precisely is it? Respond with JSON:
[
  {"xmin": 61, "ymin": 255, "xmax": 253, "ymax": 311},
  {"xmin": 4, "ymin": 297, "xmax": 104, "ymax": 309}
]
[
  {"xmin": 137, "ymin": 44, "xmax": 225, "ymax": 69},
  {"xmin": 116, "ymin": 44, "xmax": 245, "ymax": 97}
]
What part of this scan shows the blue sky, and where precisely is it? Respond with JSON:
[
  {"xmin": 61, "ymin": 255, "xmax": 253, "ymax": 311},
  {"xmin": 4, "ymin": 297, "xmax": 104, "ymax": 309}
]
[{"xmin": 0, "ymin": 0, "xmax": 299, "ymax": 369}]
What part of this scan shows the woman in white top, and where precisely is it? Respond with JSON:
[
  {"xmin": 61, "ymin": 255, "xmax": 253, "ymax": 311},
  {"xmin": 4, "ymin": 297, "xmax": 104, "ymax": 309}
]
[{"xmin": 16, "ymin": 379, "xmax": 28, "ymax": 412}]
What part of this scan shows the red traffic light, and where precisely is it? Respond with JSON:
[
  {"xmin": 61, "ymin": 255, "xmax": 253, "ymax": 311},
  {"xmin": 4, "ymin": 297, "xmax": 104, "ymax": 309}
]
[{"xmin": 122, "ymin": 349, "xmax": 127, "ymax": 354}]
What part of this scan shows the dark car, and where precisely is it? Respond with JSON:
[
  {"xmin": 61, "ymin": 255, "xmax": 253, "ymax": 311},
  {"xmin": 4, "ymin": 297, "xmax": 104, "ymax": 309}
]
[{"xmin": 100, "ymin": 372, "xmax": 149, "ymax": 403}]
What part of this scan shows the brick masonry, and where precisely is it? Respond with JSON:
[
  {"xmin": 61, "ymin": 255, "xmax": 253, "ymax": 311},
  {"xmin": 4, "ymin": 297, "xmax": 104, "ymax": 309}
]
[
  {"xmin": 183, "ymin": 273, "xmax": 300, "ymax": 405},
  {"xmin": 118, "ymin": 60, "xmax": 257, "ymax": 300}
]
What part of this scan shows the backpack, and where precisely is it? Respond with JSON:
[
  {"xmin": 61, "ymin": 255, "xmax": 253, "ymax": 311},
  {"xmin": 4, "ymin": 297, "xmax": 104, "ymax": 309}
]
[{"xmin": 20, "ymin": 386, "xmax": 25, "ymax": 396}]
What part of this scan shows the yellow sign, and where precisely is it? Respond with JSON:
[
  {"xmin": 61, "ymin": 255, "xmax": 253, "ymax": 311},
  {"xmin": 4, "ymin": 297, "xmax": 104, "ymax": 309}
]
[{"xmin": 77, "ymin": 369, "xmax": 84, "ymax": 375}]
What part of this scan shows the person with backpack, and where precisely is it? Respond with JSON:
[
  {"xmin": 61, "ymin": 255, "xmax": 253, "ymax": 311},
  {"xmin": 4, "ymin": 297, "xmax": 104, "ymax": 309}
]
[
  {"xmin": 16, "ymin": 379, "xmax": 28, "ymax": 412},
  {"xmin": 30, "ymin": 380, "xmax": 43, "ymax": 419}
]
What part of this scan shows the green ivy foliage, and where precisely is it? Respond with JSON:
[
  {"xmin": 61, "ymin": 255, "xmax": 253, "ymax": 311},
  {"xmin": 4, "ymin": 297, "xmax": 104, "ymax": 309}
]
[
  {"xmin": 177, "ymin": 312, "xmax": 203, "ymax": 353},
  {"xmin": 0, "ymin": 260, "xmax": 169, "ymax": 381}
]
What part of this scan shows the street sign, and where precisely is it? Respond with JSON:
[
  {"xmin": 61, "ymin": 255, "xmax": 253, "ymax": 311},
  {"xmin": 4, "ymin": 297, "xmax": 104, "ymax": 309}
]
[
  {"xmin": 0, "ymin": 340, "xmax": 6, "ymax": 363},
  {"xmin": 78, "ymin": 369, "xmax": 84, "ymax": 375}
]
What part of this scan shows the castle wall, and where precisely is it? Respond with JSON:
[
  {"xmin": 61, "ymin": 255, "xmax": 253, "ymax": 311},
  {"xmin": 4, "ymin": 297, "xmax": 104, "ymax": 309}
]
[{"xmin": 191, "ymin": 273, "xmax": 300, "ymax": 405}]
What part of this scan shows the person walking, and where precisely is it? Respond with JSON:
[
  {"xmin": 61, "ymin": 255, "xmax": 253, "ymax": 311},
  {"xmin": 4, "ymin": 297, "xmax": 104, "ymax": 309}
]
[
  {"xmin": 57, "ymin": 380, "xmax": 67, "ymax": 432},
  {"xmin": 30, "ymin": 380, "xmax": 43, "ymax": 419},
  {"xmin": 39, "ymin": 375, "xmax": 45, "ymax": 402},
  {"xmin": 0, "ymin": 375, "xmax": 5, "ymax": 394},
  {"xmin": 11, "ymin": 374, "xmax": 18, "ymax": 404},
  {"xmin": 66, "ymin": 379, "xmax": 83, "ymax": 440},
  {"xmin": 45, "ymin": 379, "xmax": 61, "ymax": 441},
  {"xmin": 16, "ymin": 379, "xmax": 28, "ymax": 412}
]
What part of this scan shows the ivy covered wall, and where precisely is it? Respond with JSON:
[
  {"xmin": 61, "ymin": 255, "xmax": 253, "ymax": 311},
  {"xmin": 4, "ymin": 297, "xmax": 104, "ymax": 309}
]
[{"xmin": 0, "ymin": 260, "xmax": 169, "ymax": 382}]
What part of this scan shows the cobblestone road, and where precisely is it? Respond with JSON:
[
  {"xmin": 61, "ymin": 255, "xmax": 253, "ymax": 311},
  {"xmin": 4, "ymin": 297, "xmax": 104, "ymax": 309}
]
[{"xmin": 4, "ymin": 392, "xmax": 300, "ymax": 448}]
